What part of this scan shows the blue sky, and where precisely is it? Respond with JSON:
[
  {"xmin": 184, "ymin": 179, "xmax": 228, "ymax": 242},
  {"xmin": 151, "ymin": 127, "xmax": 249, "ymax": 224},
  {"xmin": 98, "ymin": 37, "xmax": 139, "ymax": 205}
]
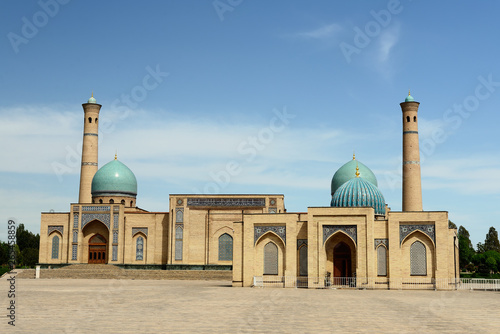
[{"xmin": 1, "ymin": 0, "xmax": 499, "ymax": 246}]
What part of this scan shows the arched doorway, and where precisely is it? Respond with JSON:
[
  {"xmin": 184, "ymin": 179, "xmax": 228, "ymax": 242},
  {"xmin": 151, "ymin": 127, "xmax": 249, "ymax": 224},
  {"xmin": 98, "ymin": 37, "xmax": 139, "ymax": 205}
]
[
  {"xmin": 333, "ymin": 242, "xmax": 351, "ymax": 281},
  {"xmin": 88, "ymin": 234, "xmax": 107, "ymax": 264}
]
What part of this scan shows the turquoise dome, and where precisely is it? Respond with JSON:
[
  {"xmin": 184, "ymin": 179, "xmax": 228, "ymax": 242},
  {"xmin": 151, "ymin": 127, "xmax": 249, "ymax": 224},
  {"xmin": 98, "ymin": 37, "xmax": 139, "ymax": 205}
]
[
  {"xmin": 405, "ymin": 91, "xmax": 415, "ymax": 102},
  {"xmin": 87, "ymin": 93, "xmax": 96, "ymax": 104},
  {"xmin": 91, "ymin": 159, "xmax": 137, "ymax": 197},
  {"xmin": 331, "ymin": 159, "xmax": 378, "ymax": 195},
  {"xmin": 331, "ymin": 177, "xmax": 386, "ymax": 215}
]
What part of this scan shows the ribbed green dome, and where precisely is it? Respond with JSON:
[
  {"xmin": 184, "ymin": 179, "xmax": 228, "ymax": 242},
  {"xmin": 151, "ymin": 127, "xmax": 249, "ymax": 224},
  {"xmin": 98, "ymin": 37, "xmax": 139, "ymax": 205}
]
[
  {"xmin": 331, "ymin": 177, "xmax": 386, "ymax": 215},
  {"xmin": 91, "ymin": 159, "xmax": 137, "ymax": 197},
  {"xmin": 331, "ymin": 159, "xmax": 378, "ymax": 195}
]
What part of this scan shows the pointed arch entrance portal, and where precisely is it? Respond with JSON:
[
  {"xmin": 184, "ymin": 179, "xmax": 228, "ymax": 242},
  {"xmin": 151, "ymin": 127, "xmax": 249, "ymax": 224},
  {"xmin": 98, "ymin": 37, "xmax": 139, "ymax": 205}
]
[{"xmin": 88, "ymin": 234, "xmax": 107, "ymax": 264}]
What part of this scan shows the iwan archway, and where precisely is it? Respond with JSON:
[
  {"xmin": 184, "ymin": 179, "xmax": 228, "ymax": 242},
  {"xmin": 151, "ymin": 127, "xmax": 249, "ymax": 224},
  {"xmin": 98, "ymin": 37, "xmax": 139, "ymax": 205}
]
[
  {"xmin": 325, "ymin": 232, "xmax": 357, "ymax": 285},
  {"xmin": 82, "ymin": 220, "xmax": 110, "ymax": 264}
]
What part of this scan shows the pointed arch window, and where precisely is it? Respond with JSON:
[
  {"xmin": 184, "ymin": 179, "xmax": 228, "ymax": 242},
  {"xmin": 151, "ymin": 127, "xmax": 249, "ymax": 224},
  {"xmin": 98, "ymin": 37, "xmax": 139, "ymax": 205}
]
[
  {"xmin": 410, "ymin": 241, "xmax": 427, "ymax": 275},
  {"xmin": 377, "ymin": 246, "xmax": 387, "ymax": 276},
  {"xmin": 51, "ymin": 235, "xmax": 59, "ymax": 259},
  {"xmin": 218, "ymin": 233, "xmax": 233, "ymax": 261},
  {"xmin": 263, "ymin": 242, "xmax": 278, "ymax": 275},
  {"xmin": 406, "ymin": 116, "xmax": 410, "ymax": 122},
  {"xmin": 136, "ymin": 236, "xmax": 144, "ymax": 261}
]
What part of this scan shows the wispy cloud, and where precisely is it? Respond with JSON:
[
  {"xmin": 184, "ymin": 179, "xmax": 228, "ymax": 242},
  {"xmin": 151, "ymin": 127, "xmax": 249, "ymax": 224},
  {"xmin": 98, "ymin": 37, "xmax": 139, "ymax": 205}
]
[
  {"xmin": 377, "ymin": 24, "xmax": 400, "ymax": 62},
  {"xmin": 0, "ymin": 104, "xmax": 357, "ymax": 179},
  {"xmin": 295, "ymin": 23, "xmax": 342, "ymax": 40}
]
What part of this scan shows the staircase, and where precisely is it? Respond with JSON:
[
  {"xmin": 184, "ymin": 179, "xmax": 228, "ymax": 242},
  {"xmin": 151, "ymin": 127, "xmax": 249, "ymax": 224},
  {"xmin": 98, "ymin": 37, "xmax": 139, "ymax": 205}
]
[{"xmin": 15, "ymin": 264, "xmax": 232, "ymax": 280}]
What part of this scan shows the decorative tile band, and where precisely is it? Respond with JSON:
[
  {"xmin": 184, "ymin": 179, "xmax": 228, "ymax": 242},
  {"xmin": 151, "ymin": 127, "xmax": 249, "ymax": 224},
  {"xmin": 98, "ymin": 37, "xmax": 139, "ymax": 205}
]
[
  {"xmin": 82, "ymin": 206, "xmax": 110, "ymax": 212},
  {"xmin": 73, "ymin": 229, "xmax": 78, "ymax": 243},
  {"xmin": 188, "ymin": 197, "xmax": 265, "ymax": 207},
  {"xmin": 254, "ymin": 226, "xmax": 286, "ymax": 244},
  {"xmin": 112, "ymin": 245, "xmax": 118, "ymax": 261},
  {"xmin": 400, "ymin": 224, "xmax": 435, "ymax": 245},
  {"xmin": 403, "ymin": 131, "xmax": 418, "ymax": 134},
  {"xmin": 403, "ymin": 161, "xmax": 420, "ymax": 165},
  {"xmin": 81, "ymin": 162, "xmax": 98, "ymax": 166},
  {"xmin": 113, "ymin": 214, "xmax": 119, "ymax": 229},
  {"xmin": 375, "ymin": 238, "xmax": 388, "ymax": 249},
  {"xmin": 83, "ymin": 133, "xmax": 98, "ymax": 136},
  {"xmin": 113, "ymin": 206, "xmax": 120, "ymax": 212},
  {"xmin": 73, "ymin": 213, "xmax": 79, "ymax": 228},
  {"xmin": 73, "ymin": 206, "xmax": 79, "ymax": 211},
  {"xmin": 81, "ymin": 213, "xmax": 110, "ymax": 230},
  {"xmin": 113, "ymin": 230, "xmax": 118, "ymax": 244},
  {"xmin": 268, "ymin": 207, "xmax": 277, "ymax": 214},
  {"xmin": 48, "ymin": 225, "xmax": 64, "ymax": 236},
  {"xmin": 132, "ymin": 227, "xmax": 148, "ymax": 237},
  {"xmin": 297, "ymin": 239, "xmax": 307, "ymax": 249},
  {"xmin": 323, "ymin": 225, "xmax": 357, "ymax": 245}
]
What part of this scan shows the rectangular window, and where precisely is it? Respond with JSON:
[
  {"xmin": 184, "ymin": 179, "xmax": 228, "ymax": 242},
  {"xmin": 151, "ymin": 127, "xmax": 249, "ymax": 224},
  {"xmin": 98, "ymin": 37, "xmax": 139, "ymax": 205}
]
[
  {"xmin": 410, "ymin": 241, "xmax": 427, "ymax": 276},
  {"xmin": 175, "ymin": 226, "xmax": 183, "ymax": 261},
  {"xmin": 264, "ymin": 242, "xmax": 278, "ymax": 275},
  {"xmin": 377, "ymin": 246, "xmax": 387, "ymax": 276},
  {"xmin": 71, "ymin": 244, "xmax": 77, "ymax": 260},
  {"xmin": 112, "ymin": 245, "xmax": 118, "ymax": 261},
  {"xmin": 51, "ymin": 236, "xmax": 59, "ymax": 259}
]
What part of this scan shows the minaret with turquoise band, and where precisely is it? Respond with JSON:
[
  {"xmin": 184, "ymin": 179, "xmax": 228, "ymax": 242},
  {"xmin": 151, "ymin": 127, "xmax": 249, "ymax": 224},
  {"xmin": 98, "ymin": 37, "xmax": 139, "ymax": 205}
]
[
  {"xmin": 400, "ymin": 90, "xmax": 423, "ymax": 211},
  {"xmin": 78, "ymin": 93, "xmax": 101, "ymax": 203}
]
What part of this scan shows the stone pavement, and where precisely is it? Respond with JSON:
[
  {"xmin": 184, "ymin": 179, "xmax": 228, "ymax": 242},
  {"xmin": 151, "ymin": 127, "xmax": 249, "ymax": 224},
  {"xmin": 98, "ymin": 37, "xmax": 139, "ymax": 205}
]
[{"xmin": 1, "ymin": 277, "xmax": 499, "ymax": 333}]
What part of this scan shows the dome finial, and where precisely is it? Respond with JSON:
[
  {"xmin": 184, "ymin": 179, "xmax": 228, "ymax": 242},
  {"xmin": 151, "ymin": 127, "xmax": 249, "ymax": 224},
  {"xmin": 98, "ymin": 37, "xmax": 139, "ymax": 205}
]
[
  {"xmin": 405, "ymin": 90, "xmax": 415, "ymax": 102},
  {"xmin": 355, "ymin": 162, "xmax": 360, "ymax": 177},
  {"xmin": 408, "ymin": 89, "xmax": 411, "ymax": 96},
  {"xmin": 353, "ymin": 151, "xmax": 356, "ymax": 160},
  {"xmin": 114, "ymin": 150, "xmax": 117, "ymax": 160},
  {"xmin": 87, "ymin": 92, "xmax": 97, "ymax": 104}
]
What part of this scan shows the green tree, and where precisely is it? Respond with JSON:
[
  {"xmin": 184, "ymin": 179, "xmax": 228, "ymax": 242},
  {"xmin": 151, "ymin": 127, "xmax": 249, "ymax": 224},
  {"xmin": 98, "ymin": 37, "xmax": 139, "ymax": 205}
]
[
  {"xmin": 16, "ymin": 224, "xmax": 39, "ymax": 250},
  {"xmin": 21, "ymin": 248, "xmax": 39, "ymax": 267},
  {"xmin": 0, "ymin": 242, "xmax": 9, "ymax": 265},
  {"xmin": 458, "ymin": 226, "xmax": 474, "ymax": 270},
  {"xmin": 449, "ymin": 220, "xmax": 457, "ymax": 229},
  {"xmin": 477, "ymin": 242, "xmax": 485, "ymax": 253},
  {"xmin": 484, "ymin": 227, "xmax": 500, "ymax": 253},
  {"xmin": 485, "ymin": 256, "xmax": 497, "ymax": 273}
]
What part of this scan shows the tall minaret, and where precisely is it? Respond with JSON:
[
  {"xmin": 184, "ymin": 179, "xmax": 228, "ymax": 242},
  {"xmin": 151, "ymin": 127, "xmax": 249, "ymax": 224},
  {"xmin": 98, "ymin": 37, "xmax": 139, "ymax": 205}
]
[
  {"xmin": 78, "ymin": 93, "xmax": 101, "ymax": 203},
  {"xmin": 400, "ymin": 91, "xmax": 423, "ymax": 211}
]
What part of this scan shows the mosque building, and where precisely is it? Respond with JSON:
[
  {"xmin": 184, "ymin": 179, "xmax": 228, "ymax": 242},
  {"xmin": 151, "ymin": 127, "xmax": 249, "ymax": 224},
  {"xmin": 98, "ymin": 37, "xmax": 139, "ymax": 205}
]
[{"xmin": 38, "ymin": 93, "xmax": 459, "ymax": 288}]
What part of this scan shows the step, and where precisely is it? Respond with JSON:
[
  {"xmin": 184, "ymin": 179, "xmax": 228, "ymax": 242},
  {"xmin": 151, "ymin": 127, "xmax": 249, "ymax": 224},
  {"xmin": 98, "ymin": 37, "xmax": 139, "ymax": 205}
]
[{"xmin": 14, "ymin": 266, "xmax": 232, "ymax": 280}]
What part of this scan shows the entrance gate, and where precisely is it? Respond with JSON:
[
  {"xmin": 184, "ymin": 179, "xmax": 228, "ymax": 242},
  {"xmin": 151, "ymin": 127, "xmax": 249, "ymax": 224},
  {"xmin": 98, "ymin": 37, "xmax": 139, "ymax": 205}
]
[
  {"xmin": 333, "ymin": 242, "xmax": 351, "ymax": 285},
  {"xmin": 88, "ymin": 234, "xmax": 107, "ymax": 264}
]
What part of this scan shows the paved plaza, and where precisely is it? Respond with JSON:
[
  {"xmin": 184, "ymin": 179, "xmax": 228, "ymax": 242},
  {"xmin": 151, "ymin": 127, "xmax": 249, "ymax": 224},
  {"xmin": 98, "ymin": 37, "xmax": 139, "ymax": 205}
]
[{"xmin": 1, "ymin": 277, "xmax": 499, "ymax": 333}]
